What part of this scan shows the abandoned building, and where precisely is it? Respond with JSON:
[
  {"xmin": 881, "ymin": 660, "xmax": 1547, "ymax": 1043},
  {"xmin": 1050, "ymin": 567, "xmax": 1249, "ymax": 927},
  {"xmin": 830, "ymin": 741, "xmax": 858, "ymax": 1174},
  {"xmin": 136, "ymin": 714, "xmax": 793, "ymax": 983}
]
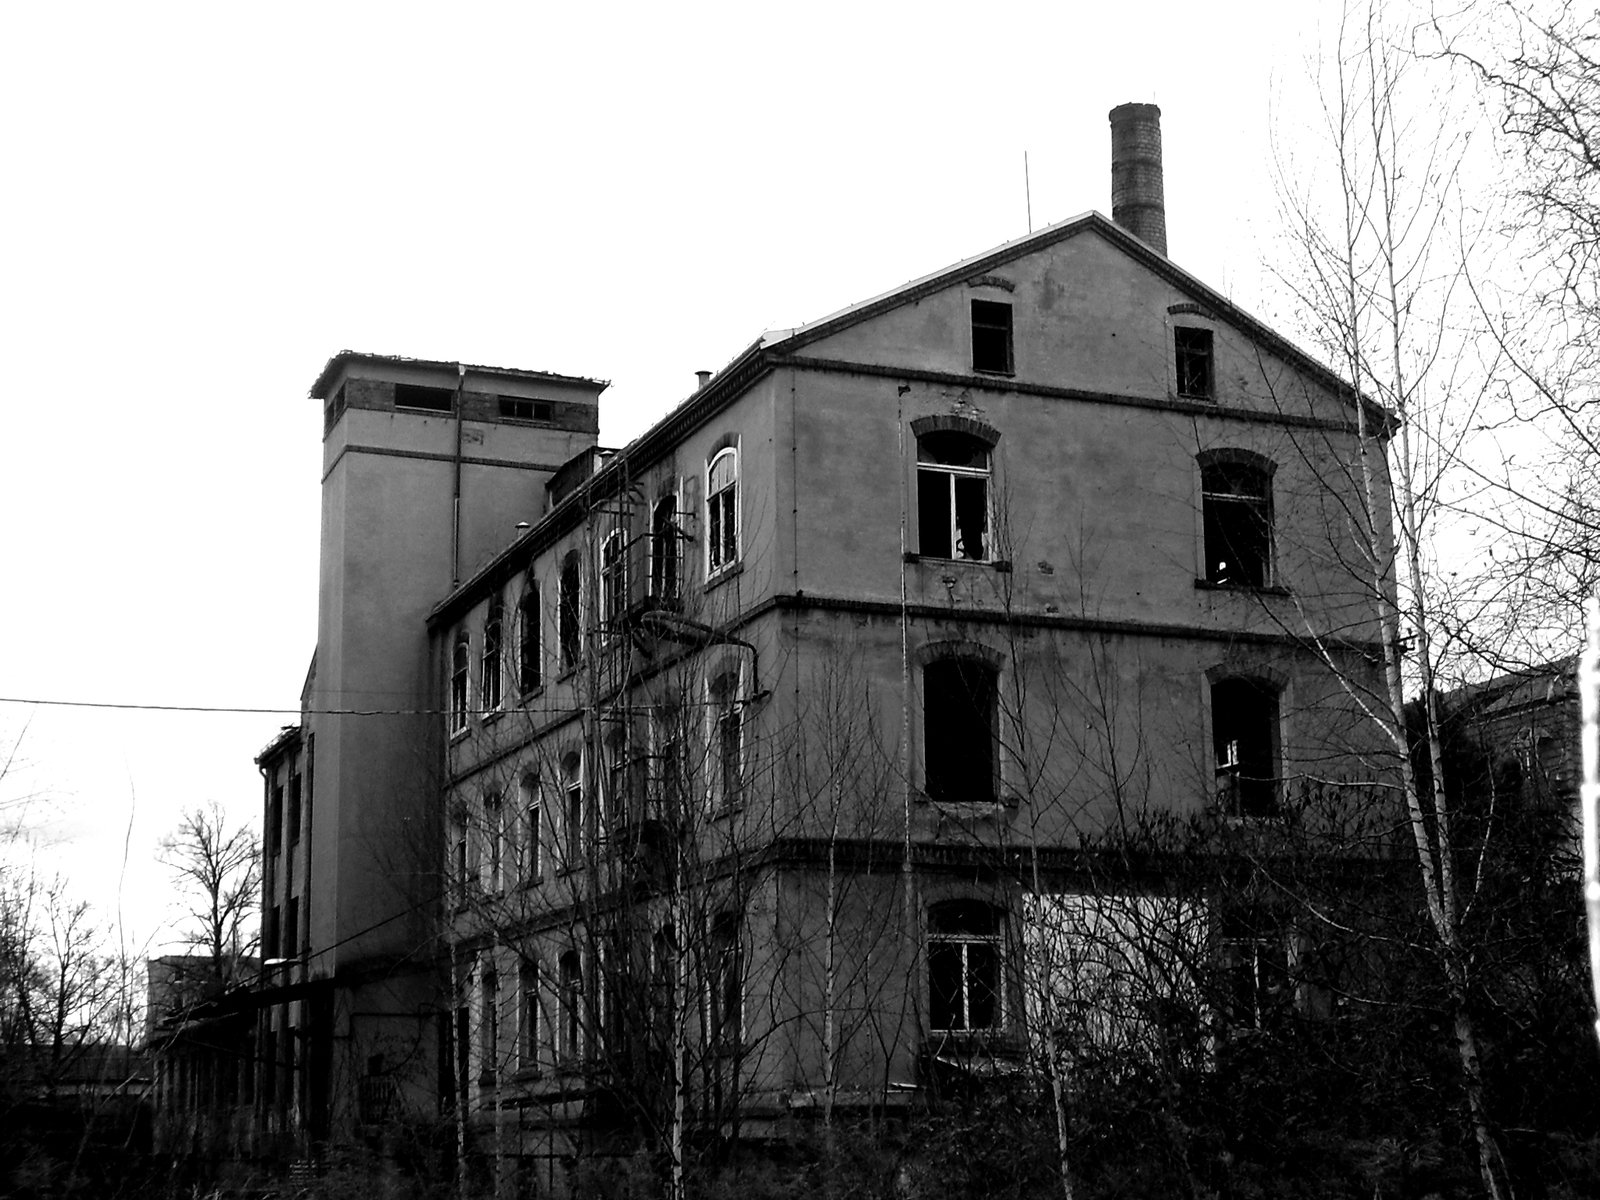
[{"xmin": 185, "ymin": 104, "xmax": 1399, "ymax": 1187}]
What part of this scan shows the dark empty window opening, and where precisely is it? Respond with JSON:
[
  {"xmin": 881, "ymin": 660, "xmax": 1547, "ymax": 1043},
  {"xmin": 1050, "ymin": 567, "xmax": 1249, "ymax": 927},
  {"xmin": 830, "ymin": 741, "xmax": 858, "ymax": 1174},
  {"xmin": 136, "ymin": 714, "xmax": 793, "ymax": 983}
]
[
  {"xmin": 1211, "ymin": 677, "xmax": 1280, "ymax": 818},
  {"xmin": 923, "ymin": 658, "xmax": 998, "ymax": 804},
  {"xmin": 971, "ymin": 300, "xmax": 1014, "ymax": 374},
  {"xmin": 928, "ymin": 900, "xmax": 1002, "ymax": 1032},
  {"xmin": 518, "ymin": 585, "xmax": 541, "ymax": 695},
  {"xmin": 711, "ymin": 672, "xmax": 743, "ymax": 809},
  {"xmin": 482, "ymin": 595, "xmax": 504, "ymax": 711},
  {"xmin": 711, "ymin": 913, "xmax": 743, "ymax": 1047},
  {"xmin": 1202, "ymin": 462, "xmax": 1272, "ymax": 587},
  {"xmin": 650, "ymin": 496, "xmax": 681, "ymax": 604},
  {"xmin": 559, "ymin": 553, "xmax": 581, "ymax": 669},
  {"xmin": 499, "ymin": 397, "xmax": 552, "ymax": 421},
  {"xmin": 1219, "ymin": 910, "xmax": 1292, "ymax": 1029},
  {"xmin": 323, "ymin": 384, "xmax": 347, "ymax": 434},
  {"xmin": 394, "ymin": 383, "xmax": 455, "ymax": 413},
  {"xmin": 1176, "ymin": 327, "xmax": 1215, "ymax": 400},
  {"xmin": 917, "ymin": 431, "xmax": 990, "ymax": 561}
]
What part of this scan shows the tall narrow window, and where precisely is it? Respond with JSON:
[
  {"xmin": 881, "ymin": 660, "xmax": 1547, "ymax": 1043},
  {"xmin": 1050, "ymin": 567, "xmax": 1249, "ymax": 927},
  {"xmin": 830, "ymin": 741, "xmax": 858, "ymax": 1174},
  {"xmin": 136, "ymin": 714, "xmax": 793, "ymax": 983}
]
[
  {"xmin": 288, "ymin": 773, "xmax": 302, "ymax": 845},
  {"xmin": 1211, "ymin": 677, "xmax": 1280, "ymax": 818},
  {"xmin": 710, "ymin": 672, "xmax": 743, "ymax": 810},
  {"xmin": 480, "ymin": 971, "xmax": 499, "ymax": 1084},
  {"xmin": 651, "ymin": 495, "xmax": 681, "ymax": 604},
  {"xmin": 600, "ymin": 530, "xmax": 628, "ymax": 631},
  {"xmin": 917, "ymin": 431, "xmax": 990, "ymax": 561},
  {"xmin": 559, "ymin": 552, "xmax": 581, "ymax": 669},
  {"xmin": 707, "ymin": 448, "xmax": 739, "ymax": 575},
  {"xmin": 711, "ymin": 913, "xmax": 743, "ymax": 1048},
  {"xmin": 450, "ymin": 633, "xmax": 470, "ymax": 734},
  {"xmin": 928, "ymin": 900, "xmax": 1002, "ymax": 1032},
  {"xmin": 558, "ymin": 951, "xmax": 583, "ymax": 1065},
  {"xmin": 1201, "ymin": 457, "xmax": 1273, "ymax": 588},
  {"xmin": 518, "ymin": 963, "xmax": 539, "ymax": 1071},
  {"xmin": 655, "ymin": 706, "xmax": 684, "ymax": 821},
  {"xmin": 482, "ymin": 595, "xmax": 503, "ymax": 711},
  {"xmin": 1175, "ymin": 327, "xmax": 1215, "ymax": 400},
  {"xmin": 518, "ymin": 583, "xmax": 541, "ymax": 695},
  {"xmin": 450, "ymin": 809, "xmax": 470, "ymax": 904},
  {"xmin": 519, "ymin": 773, "xmax": 541, "ymax": 883},
  {"xmin": 484, "ymin": 792, "xmax": 504, "ymax": 892},
  {"xmin": 970, "ymin": 299, "xmax": 1014, "ymax": 374},
  {"xmin": 564, "ymin": 758, "xmax": 584, "ymax": 869},
  {"xmin": 923, "ymin": 658, "xmax": 999, "ymax": 804}
]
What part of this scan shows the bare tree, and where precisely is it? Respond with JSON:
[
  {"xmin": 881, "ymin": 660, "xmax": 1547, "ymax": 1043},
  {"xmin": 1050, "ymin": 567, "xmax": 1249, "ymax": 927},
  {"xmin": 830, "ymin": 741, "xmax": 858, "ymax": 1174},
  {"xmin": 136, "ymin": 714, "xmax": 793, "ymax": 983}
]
[{"xmin": 159, "ymin": 801, "xmax": 261, "ymax": 987}]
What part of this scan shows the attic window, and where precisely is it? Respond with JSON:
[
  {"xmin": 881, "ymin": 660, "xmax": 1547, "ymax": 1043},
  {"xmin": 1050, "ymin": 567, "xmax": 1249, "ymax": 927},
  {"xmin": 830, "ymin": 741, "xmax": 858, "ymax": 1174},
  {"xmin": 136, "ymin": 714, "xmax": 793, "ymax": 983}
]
[
  {"xmin": 971, "ymin": 300, "xmax": 1014, "ymax": 374},
  {"xmin": 394, "ymin": 383, "xmax": 454, "ymax": 413},
  {"xmin": 500, "ymin": 397, "xmax": 552, "ymax": 422},
  {"xmin": 323, "ymin": 383, "xmax": 347, "ymax": 434},
  {"xmin": 1175, "ymin": 328, "xmax": 1214, "ymax": 400}
]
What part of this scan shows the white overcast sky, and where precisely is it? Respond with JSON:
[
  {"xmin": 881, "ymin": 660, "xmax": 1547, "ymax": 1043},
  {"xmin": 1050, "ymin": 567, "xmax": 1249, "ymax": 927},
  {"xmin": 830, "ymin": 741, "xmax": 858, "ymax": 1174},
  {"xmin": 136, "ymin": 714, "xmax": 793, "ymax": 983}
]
[{"xmin": 0, "ymin": 1, "xmax": 1357, "ymax": 954}]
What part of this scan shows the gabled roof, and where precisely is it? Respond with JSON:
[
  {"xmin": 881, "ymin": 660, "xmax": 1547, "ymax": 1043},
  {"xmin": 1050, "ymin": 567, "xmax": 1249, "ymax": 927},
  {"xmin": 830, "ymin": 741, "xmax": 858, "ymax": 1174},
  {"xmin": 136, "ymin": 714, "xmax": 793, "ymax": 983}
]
[
  {"xmin": 309, "ymin": 351, "xmax": 608, "ymax": 400},
  {"xmin": 760, "ymin": 210, "xmax": 1372, "ymax": 417}
]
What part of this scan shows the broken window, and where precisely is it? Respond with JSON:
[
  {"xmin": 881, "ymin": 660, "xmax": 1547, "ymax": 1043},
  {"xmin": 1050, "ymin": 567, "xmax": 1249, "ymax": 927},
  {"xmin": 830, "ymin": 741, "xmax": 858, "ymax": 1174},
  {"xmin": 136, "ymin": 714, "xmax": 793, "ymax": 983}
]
[
  {"xmin": 1211, "ymin": 677, "xmax": 1280, "ymax": 818},
  {"xmin": 450, "ymin": 633, "xmax": 470, "ymax": 734},
  {"xmin": 393, "ymin": 382, "xmax": 454, "ymax": 413},
  {"xmin": 558, "ymin": 951, "xmax": 583, "ymax": 1065},
  {"xmin": 707, "ymin": 447, "xmax": 739, "ymax": 575},
  {"xmin": 917, "ymin": 431, "xmax": 990, "ymax": 561},
  {"xmin": 559, "ymin": 552, "xmax": 581, "ymax": 670},
  {"xmin": 1175, "ymin": 327, "xmax": 1214, "ymax": 400},
  {"xmin": 518, "ymin": 583, "xmax": 541, "ymax": 695},
  {"xmin": 923, "ymin": 657, "xmax": 998, "ymax": 804},
  {"xmin": 481, "ymin": 595, "xmax": 503, "ymax": 711},
  {"xmin": 710, "ymin": 912, "xmax": 743, "ymax": 1047},
  {"xmin": 1201, "ymin": 459, "xmax": 1272, "ymax": 587},
  {"xmin": 971, "ymin": 299, "xmax": 1014, "ymax": 374},
  {"xmin": 600, "ymin": 530, "xmax": 628, "ymax": 631},
  {"xmin": 929, "ymin": 900, "xmax": 1002, "ymax": 1032},
  {"xmin": 651, "ymin": 495, "xmax": 681, "ymax": 604}
]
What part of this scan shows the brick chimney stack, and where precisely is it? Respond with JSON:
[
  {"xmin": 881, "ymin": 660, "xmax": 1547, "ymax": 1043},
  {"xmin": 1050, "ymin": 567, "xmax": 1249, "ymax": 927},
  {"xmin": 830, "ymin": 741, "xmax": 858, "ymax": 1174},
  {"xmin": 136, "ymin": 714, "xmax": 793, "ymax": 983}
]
[{"xmin": 1108, "ymin": 102, "xmax": 1167, "ymax": 256}]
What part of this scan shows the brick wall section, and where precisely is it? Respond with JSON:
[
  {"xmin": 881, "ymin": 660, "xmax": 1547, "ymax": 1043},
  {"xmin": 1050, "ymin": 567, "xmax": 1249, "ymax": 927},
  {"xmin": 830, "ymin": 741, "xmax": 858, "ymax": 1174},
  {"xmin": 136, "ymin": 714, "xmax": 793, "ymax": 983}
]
[{"xmin": 1109, "ymin": 102, "xmax": 1167, "ymax": 255}]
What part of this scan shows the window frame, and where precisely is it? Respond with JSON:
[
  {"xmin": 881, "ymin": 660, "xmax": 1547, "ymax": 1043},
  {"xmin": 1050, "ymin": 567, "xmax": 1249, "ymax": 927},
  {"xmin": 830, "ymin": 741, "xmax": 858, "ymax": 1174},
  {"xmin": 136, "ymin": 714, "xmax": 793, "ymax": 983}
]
[
  {"xmin": 517, "ymin": 582, "xmax": 541, "ymax": 696},
  {"xmin": 927, "ymin": 900, "xmax": 1005, "ymax": 1034},
  {"xmin": 519, "ymin": 773, "xmax": 541, "ymax": 885},
  {"xmin": 915, "ymin": 427, "xmax": 995, "ymax": 563},
  {"xmin": 562, "ymin": 755, "xmax": 584, "ymax": 872},
  {"xmin": 1198, "ymin": 451, "xmax": 1276, "ymax": 589},
  {"xmin": 650, "ymin": 492, "xmax": 682, "ymax": 605},
  {"xmin": 481, "ymin": 594, "xmax": 504, "ymax": 713},
  {"xmin": 1209, "ymin": 675, "xmax": 1282, "ymax": 819},
  {"xmin": 518, "ymin": 962, "xmax": 540, "ymax": 1073},
  {"xmin": 558, "ymin": 950, "xmax": 583, "ymax": 1066},
  {"xmin": 484, "ymin": 790, "xmax": 504, "ymax": 893},
  {"xmin": 449, "ymin": 632, "xmax": 471, "ymax": 735},
  {"xmin": 706, "ymin": 447, "xmax": 739, "ymax": 578},
  {"xmin": 1175, "ymin": 326, "xmax": 1215, "ymax": 400},
  {"xmin": 559, "ymin": 551, "xmax": 582, "ymax": 671},
  {"xmin": 710, "ymin": 912, "xmax": 744, "ymax": 1049},
  {"xmin": 600, "ymin": 528, "xmax": 628, "ymax": 633},
  {"xmin": 480, "ymin": 969, "xmax": 500, "ymax": 1085},
  {"xmin": 970, "ymin": 298, "xmax": 1015, "ymax": 375},
  {"xmin": 708, "ymin": 668, "xmax": 745, "ymax": 812}
]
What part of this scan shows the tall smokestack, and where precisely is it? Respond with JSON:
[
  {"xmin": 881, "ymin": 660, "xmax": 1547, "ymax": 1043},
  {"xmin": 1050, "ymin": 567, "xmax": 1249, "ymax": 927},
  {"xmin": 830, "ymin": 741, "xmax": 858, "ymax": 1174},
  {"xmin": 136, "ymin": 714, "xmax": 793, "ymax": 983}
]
[{"xmin": 1108, "ymin": 102, "xmax": 1167, "ymax": 256}]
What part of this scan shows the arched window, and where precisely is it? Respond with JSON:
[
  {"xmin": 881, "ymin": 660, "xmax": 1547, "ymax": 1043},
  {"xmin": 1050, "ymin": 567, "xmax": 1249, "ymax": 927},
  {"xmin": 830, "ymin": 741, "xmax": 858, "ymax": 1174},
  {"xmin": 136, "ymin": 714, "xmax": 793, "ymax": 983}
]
[
  {"xmin": 707, "ymin": 447, "xmax": 739, "ymax": 575},
  {"xmin": 1200, "ymin": 454, "xmax": 1274, "ymax": 587},
  {"xmin": 651, "ymin": 495, "xmax": 681, "ymax": 604},
  {"xmin": 928, "ymin": 900, "xmax": 1003, "ymax": 1032},
  {"xmin": 600, "ymin": 529, "xmax": 629, "ymax": 633},
  {"xmin": 483, "ymin": 790, "xmax": 504, "ymax": 892},
  {"xmin": 559, "ymin": 551, "xmax": 581, "ymax": 669},
  {"xmin": 1211, "ymin": 676, "xmax": 1280, "ymax": 818},
  {"xmin": 923, "ymin": 657, "xmax": 999, "ymax": 804},
  {"xmin": 481, "ymin": 594, "xmax": 503, "ymax": 711},
  {"xmin": 449, "ymin": 633, "xmax": 470, "ymax": 734},
  {"xmin": 917, "ymin": 431, "xmax": 991, "ymax": 561},
  {"xmin": 518, "ymin": 583, "xmax": 541, "ymax": 695}
]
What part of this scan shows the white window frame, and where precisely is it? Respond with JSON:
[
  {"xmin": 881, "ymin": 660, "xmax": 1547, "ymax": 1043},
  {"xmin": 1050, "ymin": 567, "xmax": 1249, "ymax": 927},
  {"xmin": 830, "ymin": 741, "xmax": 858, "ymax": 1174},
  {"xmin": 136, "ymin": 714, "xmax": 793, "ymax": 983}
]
[
  {"xmin": 706, "ymin": 447, "xmax": 739, "ymax": 577},
  {"xmin": 449, "ymin": 633, "xmax": 471, "ymax": 735},
  {"xmin": 481, "ymin": 595, "xmax": 504, "ymax": 712},
  {"xmin": 916, "ymin": 433, "xmax": 992, "ymax": 563},
  {"xmin": 650, "ymin": 490, "xmax": 682, "ymax": 604},
  {"xmin": 600, "ymin": 528, "xmax": 628, "ymax": 631},
  {"xmin": 706, "ymin": 665, "xmax": 745, "ymax": 812},
  {"xmin": 928, "ymin": 901, "xmax": 1005, "ymax": 1033},
  {"xmin": 517, "ymin": 582, "xmax": 541, "ymax": 696}
]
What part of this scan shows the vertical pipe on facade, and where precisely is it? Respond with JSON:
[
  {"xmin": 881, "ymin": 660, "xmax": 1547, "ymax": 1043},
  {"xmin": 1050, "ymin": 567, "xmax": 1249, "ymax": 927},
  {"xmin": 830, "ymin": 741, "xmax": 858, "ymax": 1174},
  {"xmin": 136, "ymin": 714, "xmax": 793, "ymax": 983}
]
[
  {"xmin": 452, "ymin": 365, "xmax": 466, "ymax": 588},
  {"xmin": 895, "ymin": 393, "xmax": 917, "ymax": 1005}
]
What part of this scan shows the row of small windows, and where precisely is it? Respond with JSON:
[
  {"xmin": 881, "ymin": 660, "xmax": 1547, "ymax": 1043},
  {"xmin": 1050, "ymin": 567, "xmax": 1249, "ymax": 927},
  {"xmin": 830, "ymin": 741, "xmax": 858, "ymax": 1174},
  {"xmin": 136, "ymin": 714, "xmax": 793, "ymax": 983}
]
[{"xmin": 964, "ymin": 299, "xmax": 1217, "ymax": 404}]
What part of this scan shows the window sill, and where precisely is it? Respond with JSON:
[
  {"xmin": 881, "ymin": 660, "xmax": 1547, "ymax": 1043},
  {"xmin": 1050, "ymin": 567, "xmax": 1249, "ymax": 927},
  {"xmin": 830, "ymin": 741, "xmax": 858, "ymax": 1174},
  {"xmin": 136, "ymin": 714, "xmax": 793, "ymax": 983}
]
[
  {"xmin": 706, "ymin": 561, "xmax": 744, "ymax": 591},
  {"xmin": 482, "ymin": 708, "xmax": 504, "ymax": 727},
  {"xmin": 1194, "ymin": 578, "xmax": 1290, "ymax": 597},
  {"xmin": 903, "ymin": 552, "xmax": 1012, "ymax": 573},
  {"xmin": 1176, "ymin": 392, "xmax": 1216, "ymax": 403},
  {"xmin": 971, "ymin": 367, "xmax": 1016, "ymax": 379},
  {"xmin": 514, "ymin": 1066, "xmax": 542, "ymax": 1082},
  {"xmin": 449, "ymin": 727, "xmax": 472, "ymax": 745},
  {"xmin": 518, "ymin": 685, "xmax": 545, "ymax": 704}
]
